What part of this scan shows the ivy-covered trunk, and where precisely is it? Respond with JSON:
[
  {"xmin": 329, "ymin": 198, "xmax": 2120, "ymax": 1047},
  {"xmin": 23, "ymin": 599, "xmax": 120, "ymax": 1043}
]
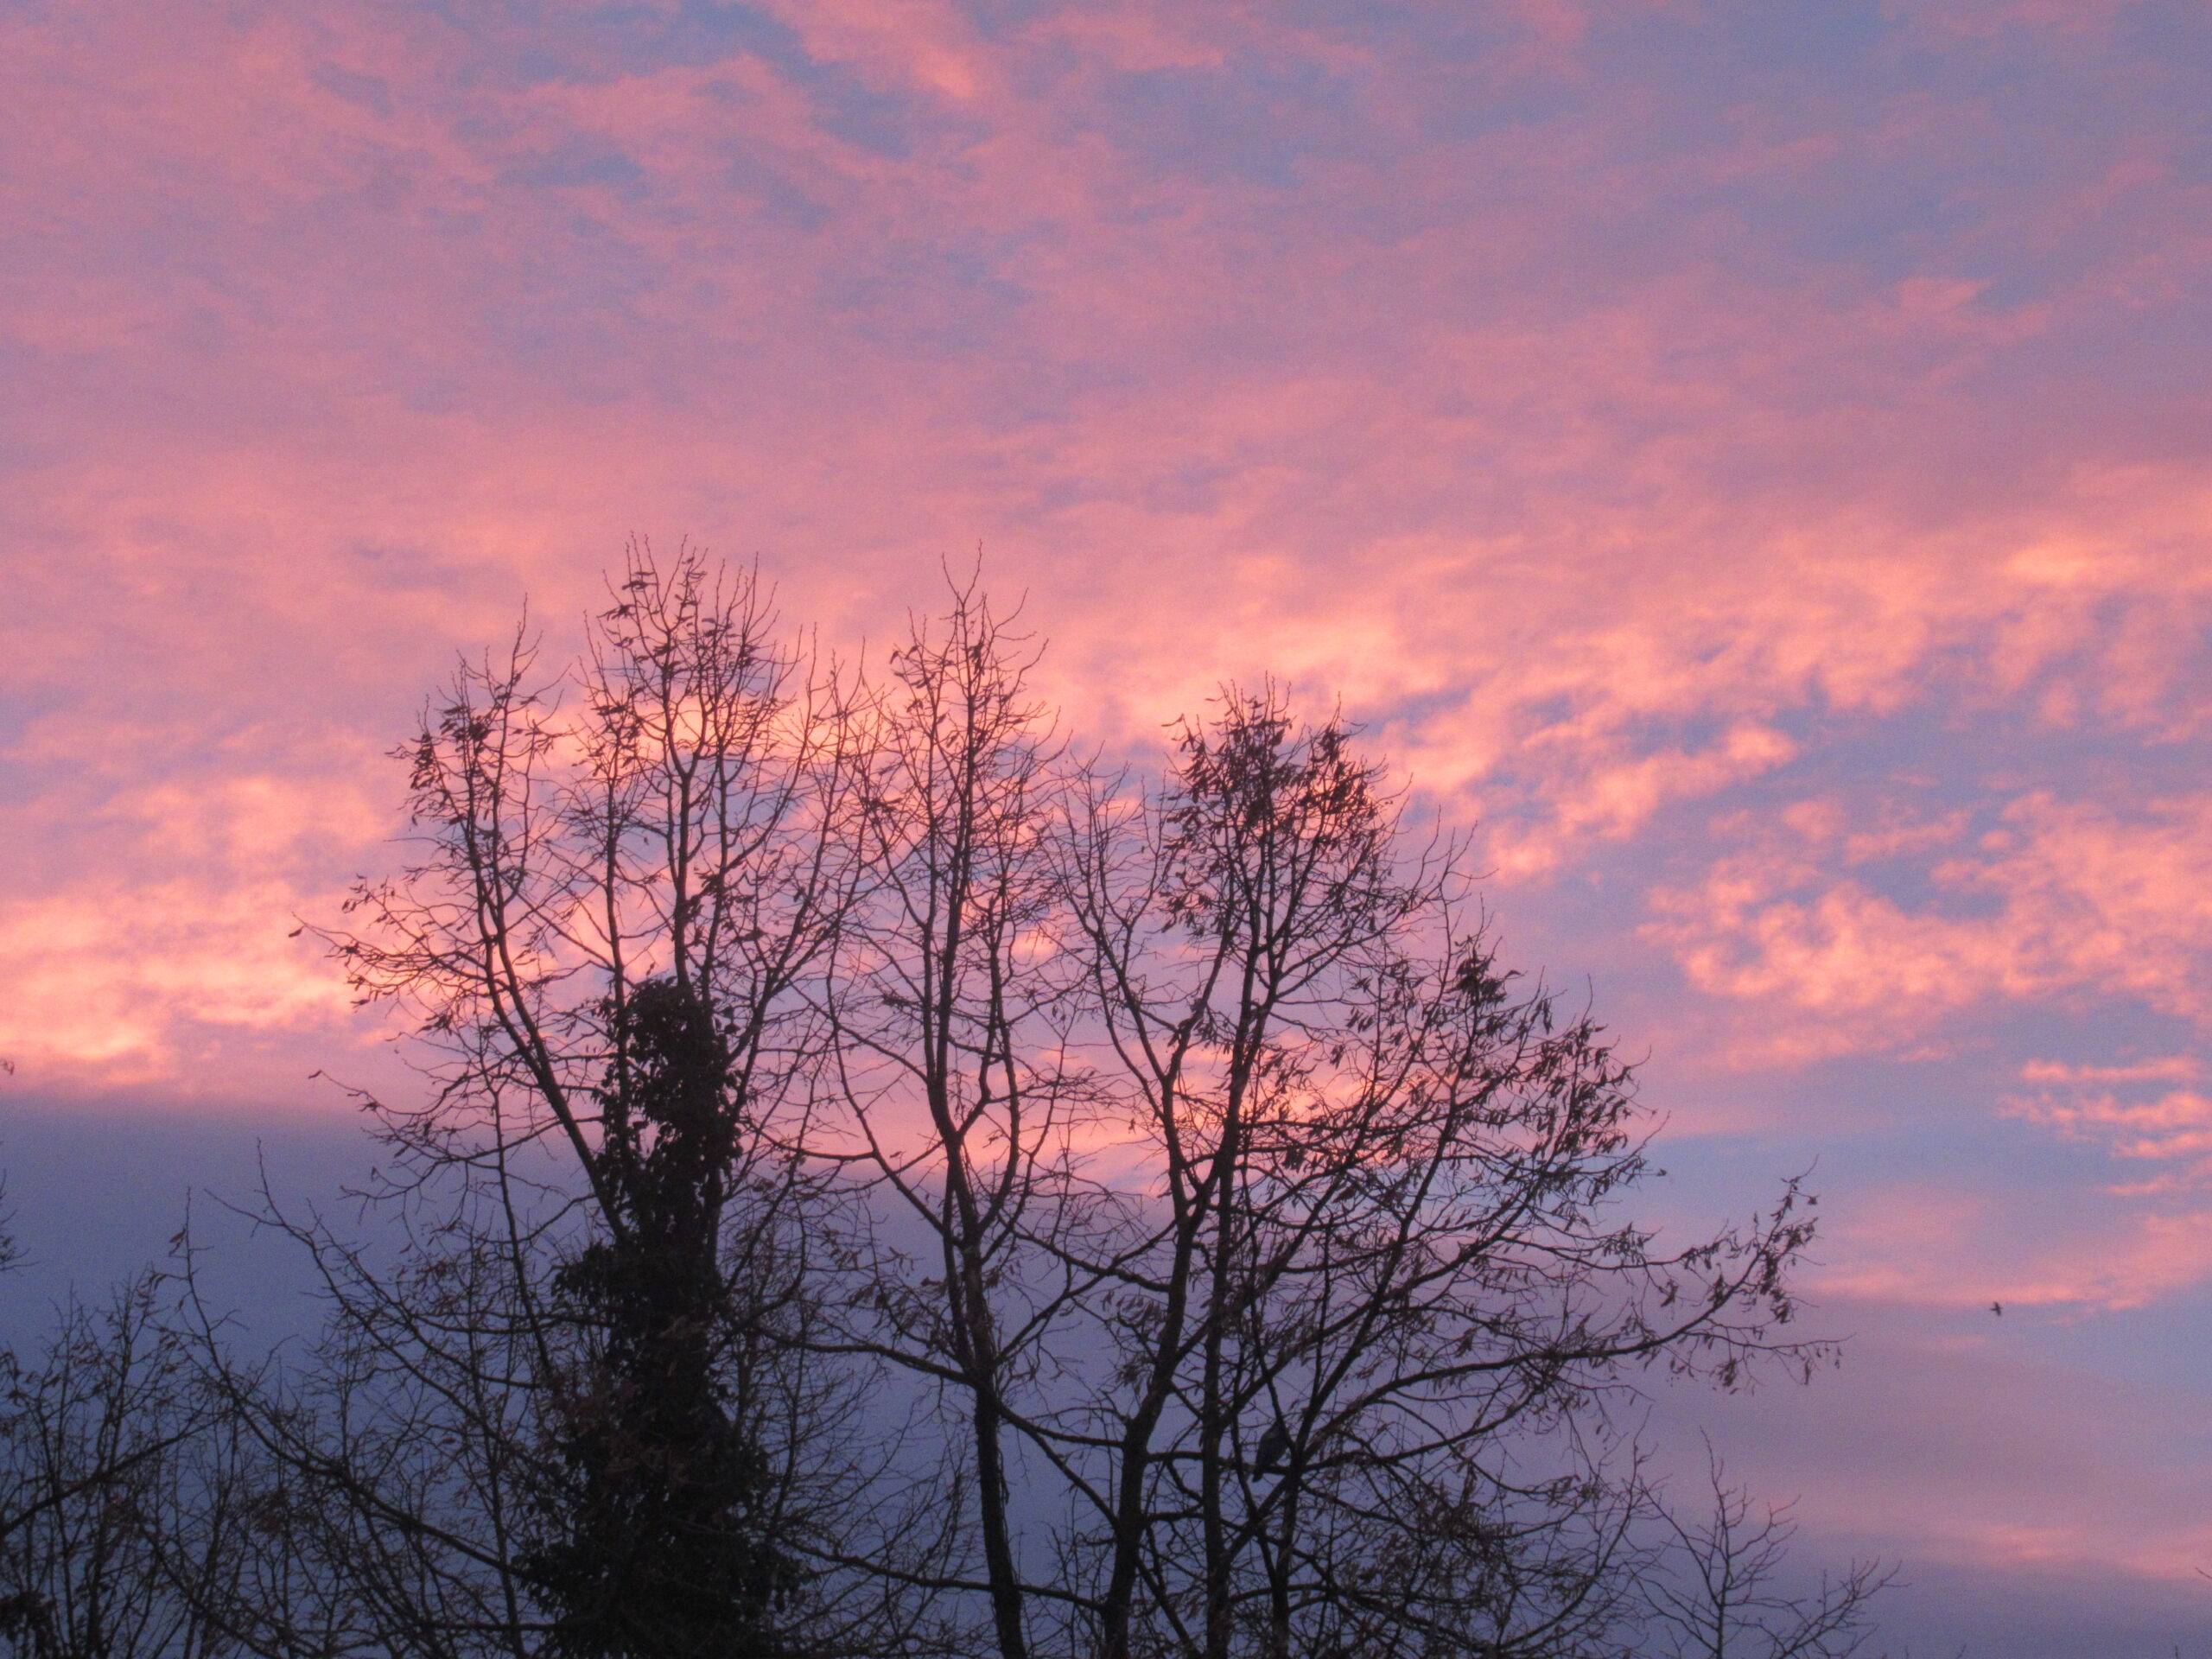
[{"xmin": 529, "ymin": 979, "xmax": 801, "ymax": 1659}]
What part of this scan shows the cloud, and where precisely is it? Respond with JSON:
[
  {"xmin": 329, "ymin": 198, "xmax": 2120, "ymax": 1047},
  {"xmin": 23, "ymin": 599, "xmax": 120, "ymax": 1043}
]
[
  {"xmin": 1810, "ymin": 1179, "xmax": 2212, "ymax": 1312},
  {"xmin": 0, "ymin": 0, "xmax": 2203, "ymax": 1091},
  {"xmin": 0, "ymin": 6, "xmax": 2208, "ymax": 1646},
  {"xmin": 0, "ymin": 885, "xmax": 350, "ymax": 1085},
  {"xmin": 1645, "ymin": 789, "xmax": 2212, "ymax": 1059},
  {"xmin": 0, "ymin": 764, "xmax": 383, "ymax": 1088},
  {"xmin": 2004, "ymin": 1055, "xmax": 2212, "ymax": 1192}
]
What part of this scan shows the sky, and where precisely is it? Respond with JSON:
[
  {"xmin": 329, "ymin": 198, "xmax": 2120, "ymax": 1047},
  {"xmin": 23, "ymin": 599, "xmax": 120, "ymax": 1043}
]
[{"xmin": 2, "ymin": 0, "xmax": 2209, "ymax": 1650}]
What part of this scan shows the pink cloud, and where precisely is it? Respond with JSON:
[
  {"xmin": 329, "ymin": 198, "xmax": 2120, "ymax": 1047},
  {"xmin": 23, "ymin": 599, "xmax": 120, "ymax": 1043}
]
[
  {"xmin": 0, "ymin": 10, "xmax": 2208, "ymax": 1645},
  {"xmin": 1645, "ymin": 790, "xmax": 2212, "ymax": 1063},
  {"xmin": 2002, "ymin": 1056, "xmax": 2212, "ymax": 1193},
  {"xmin": 0, "ymin": 3, "xmax": 2202, "ymax": 1098},
  {"xmin": 1813, "ymin": 1179, "xmax": 2212, "ymax": 1312}
]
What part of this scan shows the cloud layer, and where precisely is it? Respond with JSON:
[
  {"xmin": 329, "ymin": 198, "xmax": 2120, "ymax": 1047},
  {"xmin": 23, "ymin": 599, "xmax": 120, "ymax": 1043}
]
[{"xmin": 3, "ymin": 0, "xmax": 2209, "ymax": 1644}]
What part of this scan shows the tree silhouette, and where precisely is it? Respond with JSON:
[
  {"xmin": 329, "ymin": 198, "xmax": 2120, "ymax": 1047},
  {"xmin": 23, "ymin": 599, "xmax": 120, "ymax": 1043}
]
[
  {"xmin": 526, "ymin": 978, "xmax": 804, "ymax": 1659},
  {"xmin": 105, "ymin": 543, "xmax": 1886, "ymax": 1659}
]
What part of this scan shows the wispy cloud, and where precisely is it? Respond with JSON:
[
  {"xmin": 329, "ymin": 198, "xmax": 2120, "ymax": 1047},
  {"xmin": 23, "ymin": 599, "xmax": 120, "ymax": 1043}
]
[{"xmin": 1, "ymin": 4, "xmax": 2209, "ymax": 1637}]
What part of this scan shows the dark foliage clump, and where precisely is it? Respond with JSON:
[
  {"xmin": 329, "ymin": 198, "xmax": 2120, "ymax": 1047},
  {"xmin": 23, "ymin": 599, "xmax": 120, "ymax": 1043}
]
[{"xmin": 529, "ymin": 978, "xmax": 804, "ymax": 1659}]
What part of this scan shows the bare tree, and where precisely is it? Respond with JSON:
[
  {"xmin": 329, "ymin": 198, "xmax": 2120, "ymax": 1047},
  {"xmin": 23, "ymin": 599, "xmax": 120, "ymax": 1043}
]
[
  {"xmin": 199, "ymin": 544, "xmax": 939, "ymax": 1659},
  {"xmin": 810, "ymin": 587, "xmax": 1090, "ymax": 1659},
  {"xmin": 799, "ymin": 645, "xmax": 1831, "ymax": 1659},
  {"xmin": 1038, "ymin": 688, "xmax": 1821, "ymax": 1659},
  {"xmin": 0, "ymin": 1277, "xmax": 241, "ymax": 1659},
  {"xmin": 1642, "ymin": 1450, "xmax": 1891, "ymax": 1659}
]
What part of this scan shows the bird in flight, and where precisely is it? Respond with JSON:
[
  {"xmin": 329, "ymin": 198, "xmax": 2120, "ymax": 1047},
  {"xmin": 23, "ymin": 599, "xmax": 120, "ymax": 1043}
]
[{"xmin": 1990, "ymin": 1301, "xmax": 2003, "ymax": 1317}]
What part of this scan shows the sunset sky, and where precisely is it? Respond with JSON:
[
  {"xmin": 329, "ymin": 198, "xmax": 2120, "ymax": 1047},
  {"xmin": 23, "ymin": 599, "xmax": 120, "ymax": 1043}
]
[{"xmin": 3, "ymin": 2, "xmax": 2210, "ymax": 1650}]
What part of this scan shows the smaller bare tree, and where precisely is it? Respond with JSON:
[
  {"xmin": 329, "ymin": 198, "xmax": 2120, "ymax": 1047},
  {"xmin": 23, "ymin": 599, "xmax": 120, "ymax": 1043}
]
[
  {"xmin": 0, "ymin": 1275, "xmax": 242, "ymax": 1659},
  {"xmin": 1643, "ymin": 1448, "xmax": 1892, "ymax": 1659},
  {"xmin": 811, "ymin": 584, "xmax": 1093, "ymax": 1659}
]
